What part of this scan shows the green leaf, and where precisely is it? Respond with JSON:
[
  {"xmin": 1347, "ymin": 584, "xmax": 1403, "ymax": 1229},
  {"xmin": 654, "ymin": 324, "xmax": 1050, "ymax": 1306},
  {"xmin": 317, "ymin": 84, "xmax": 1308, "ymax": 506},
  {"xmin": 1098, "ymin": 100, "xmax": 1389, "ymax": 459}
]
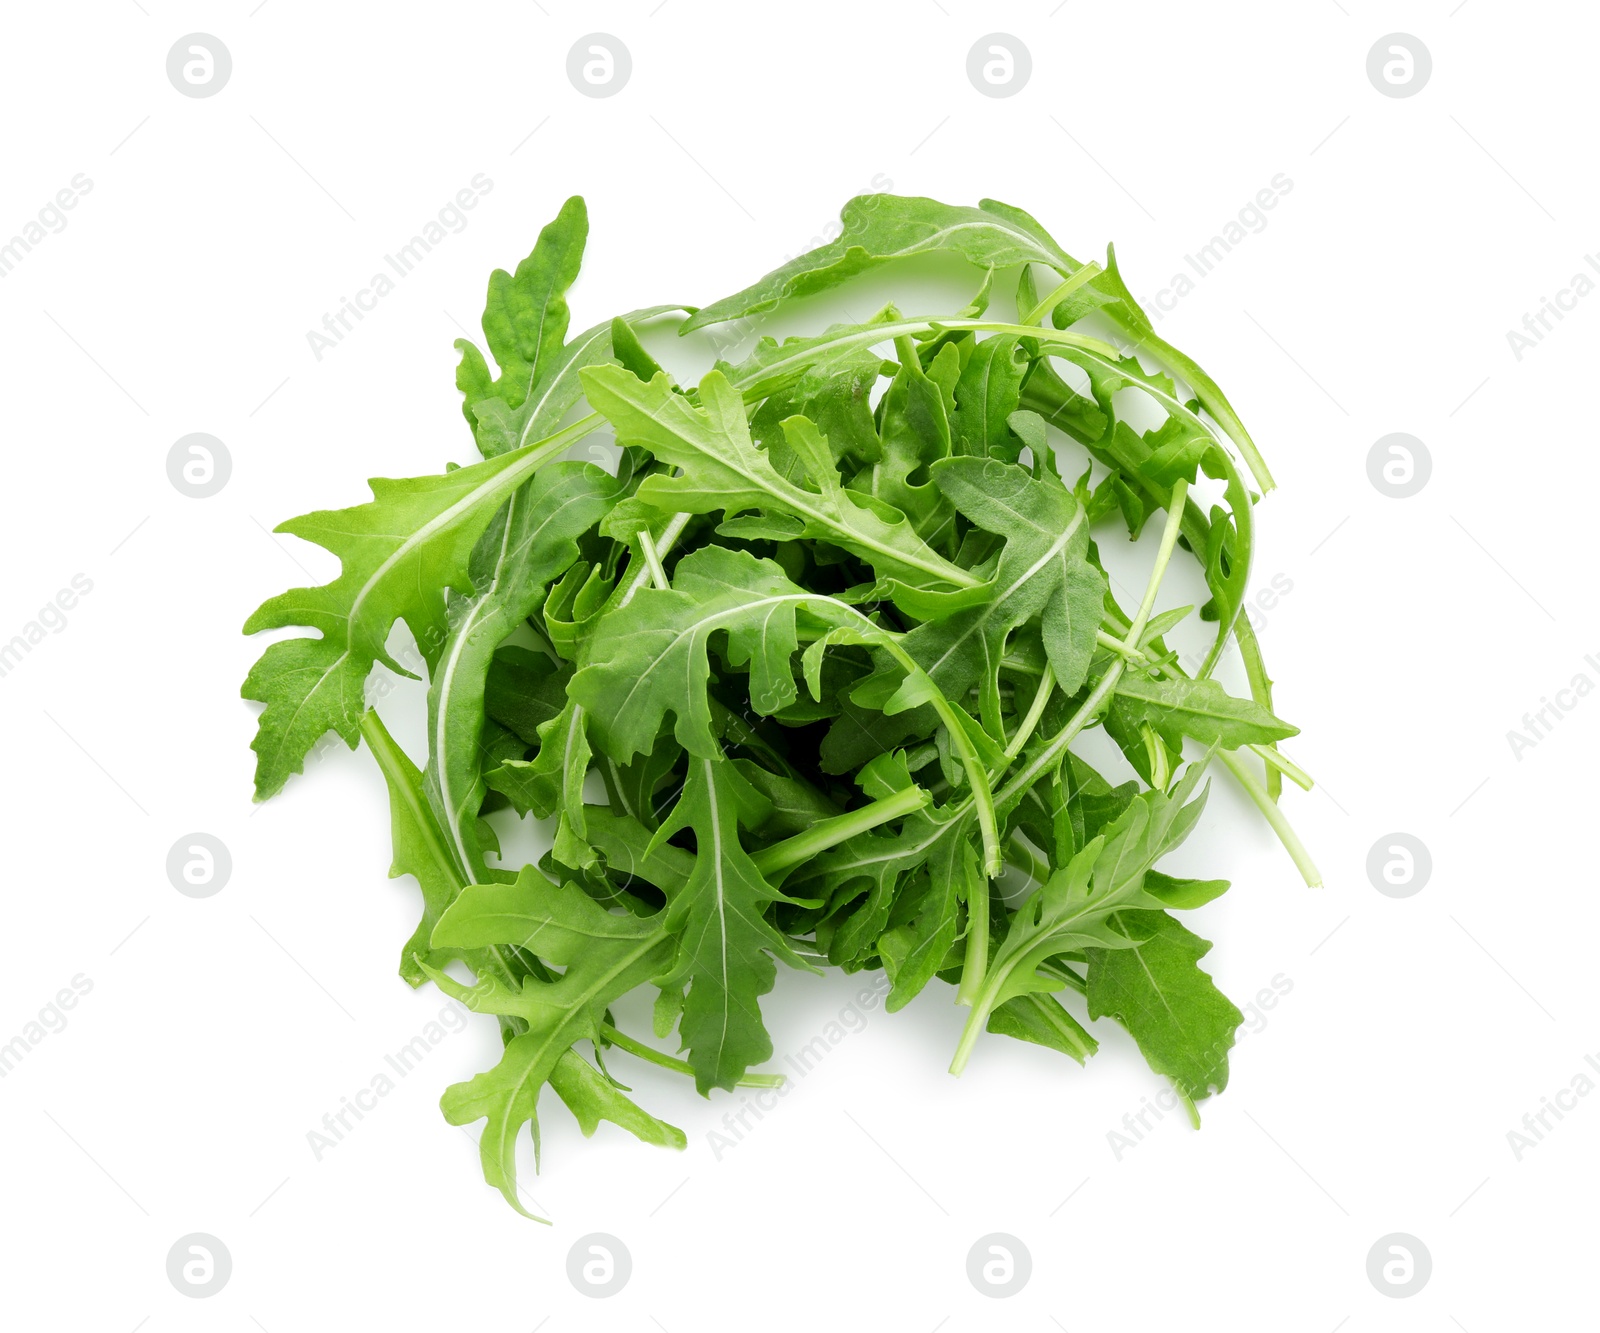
[
  {"xmin": 424, "ymin": 462, "xmax": 620, "ymax": 881},
  {"xmin": 652, "ymin": 756, "xmax": 810, "ymax": 1092},
  {"xmin": 951, "ymin": 761, "xmax": 1213, "ymax": 1072},
  {"xmin": 426, "ymin": 873, "xmax": 678, "ymax": 1214},
  {"xmin": 442, "ymin": 1043, "xmax": 683, "ymax": 1221},
  {"xmin": 241, "ymin": 438, "xmax": 566, "ymax": 800},
  {"xmin": 585, "ymin": 805, "xmax": 694, "ymax": 899},
  {"xmin": 681, "ymin": 194, "xmax": 1074, "ymax": 332},
  {"xmin": 454, "ymin": 196, "xmax": 587, "ymax": 456},
  {"xmin": 1144, "ymin": 869, "xmax": 1231, "ymax": 910},
  {"xmin": 360, "ymin": 711, "xmax": 465, "ymax": 985},
  {"xmin": 733, "ymin": 758, "xmax": 842, "ymax": 838},
  {"xmin": 484, "ymin": 647, "xmax": 570, "ymax": 745},
  {"xmin": 856, "ymin": 457, "xmax": 1104, "ymax": 735},
  {"xmin": 454, "ymin": 196, "xmax": 683, "ymax": 461},
  {"xmin": 987, "ymin": 992, "xmax": 1098, "ymax": 1065},
  {"xmin": 569, "ymin": 545, "xmax": 808, "ymax": 763},
  {"xmin": 857, "ymin": 340, "xmax": 960, "ymax": 547},
  {"xmin": 580, "ymin": 363, "xmax": 977, "ymax": 599},
  {"xmin": 1047, "ymin": 243, "xmax": 1274, "ymax": 492},
  {"xmin": 1111, "ymin": 674, "xmax": 1297, "ymax": 751},
  {"xmin": 549, "ymin": 1051, "xmax": 688, "ymax": 1150},
  {"xmin": 543, "ymin": 563, "xmax": 615, "ymax": 660},
  {"xmin": 801, "ymin": 806, "xmax": 975, "ymax": 1005},
  {"xmin": 952, "ymin": 335, "xmax": 1028, "ymax": 460},
  {"xmin": 1086, "ymin": 910, "xmax": 1243, "ymax": 1103},
  {"xmin": 486, "ymin": 697, "xmax": 595, "ymax": 870}
]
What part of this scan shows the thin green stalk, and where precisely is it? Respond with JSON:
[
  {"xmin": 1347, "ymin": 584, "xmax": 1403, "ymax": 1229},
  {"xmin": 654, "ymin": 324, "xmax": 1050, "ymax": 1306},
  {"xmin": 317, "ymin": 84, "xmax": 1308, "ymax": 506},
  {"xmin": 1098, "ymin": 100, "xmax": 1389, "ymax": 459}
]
[
  {"xmin": 637, "ymin": 527, "xmax": 671, "ymax": 591},
  {"xmin": 601, "ymin": 1023, "xmax": 785, "ymax": 1088},
  {"xmin": 958, "ymin": 874, "xmax": 990, "ymax": 1007},
  {"xmin": 1127, "ymin": 478, "xmax": 1188, "ymax": 643},
  {"xmin": 1216, "ymin": 750, "xmax": 1322, "ymax": 887},
  {"xmin": 1094, "ymin": 630, "xmax": 1151, "ymax": 665},
  {"xmin": 1042, "ymin": 257, "xmax": 1277, "ymax": 494},
  {"xmin": 1003, "ymin": 663, "xmax": 1056, "ymax": 762},
  {"xmin": 1005, "ymin": 832, "xmax": 1051, "ymax": 886},
  {"xmin": 726, "ymin": 315, "xmax": 1118, "ymax": 401},
  {"xmin": 1250, "ymin": 743, "xmax": 1312, "ymax": 791},
  {"xmin": 752, "ymin": 785, "xmax": 931, "ymax": 876},
  {"xmin": 991, "ymin": 482, "xmax": 1188, "ymax": 809},
  {"xmin": 1020, "ymin": 262, "xmax": 1102, "ymax": 326}
]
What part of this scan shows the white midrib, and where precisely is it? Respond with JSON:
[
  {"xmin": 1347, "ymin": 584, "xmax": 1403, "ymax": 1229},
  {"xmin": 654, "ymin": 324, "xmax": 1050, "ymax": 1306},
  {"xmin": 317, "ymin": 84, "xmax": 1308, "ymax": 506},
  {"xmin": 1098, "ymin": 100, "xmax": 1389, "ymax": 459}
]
[
  {"xmin": 641, "ymin": 394, "xmax": 978, "ymax": 592},
  {"xmin": 433, "ymin": 481, "xmax": 613, "ymax": 877},
  {"xmin": 917, "ymin": 504, "xmax": 1085, "ymax": 683},
  {"xmin": 726, "ymin": 317, "xmax": 1104, "ymax": 402},
  {"xmin": 703, "ymin": 758, "xmax": 733, "ymax": 1067},
  {"xmin": 433, "ymin": 490, "xmax": 518, "ymax": 877},
  {"xmin": 603, "ymin": 592, "xmax": 802, "ymax": 733},
  {"xmin": 514, "ymin": 325, "xmax": 610, "ymax": 450},
  {"xmin": 491, "ymin": 926, "xmax": 668, "ymax": 1161}
]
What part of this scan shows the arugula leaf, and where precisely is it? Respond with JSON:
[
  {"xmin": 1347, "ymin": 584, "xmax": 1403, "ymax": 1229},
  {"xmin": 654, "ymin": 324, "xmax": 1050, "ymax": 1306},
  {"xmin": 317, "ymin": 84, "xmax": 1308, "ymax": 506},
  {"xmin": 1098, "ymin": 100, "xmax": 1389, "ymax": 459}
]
[
  {"xmin": 361, "ymin": 711, "xmax": 467, "ymax": 985},
  {"xmin": 423, "ymin": 462, "xmax": 620, "ymax": 881},
  {"xmin": 454, "ymin": 196, "xmax": 680, "ymax": 461},
  {"xmin": 487, "ymin": 697, "xmax": 595, "ymax": 871},
  {"xmin": 987, "ymin": 992, "xmax": 1098, "ymax": 1064},
  {"xmin": 681, "ymin": 194, "xmax": 1074, "ymax": 331},
  {"xmin": 1111, "ymin": 674, "xmax": 1298, "ymax": 751},
  {"xmin": 425, "ymin": 872, "xmax": 681, "ymax": 1214},
  {"xmin": 241, "ymin": 430, "xmax": 589, "ymax": 800},
  {"xmin": 950, "ymin": 761, "xmax": 1211, "ymax": 1073},
  {"xmin": 951, "ymin": 335, "xmax": 1029, "ymax": 461},
  {"xmin": 857, "ymin": 339, "xmax": 960, "ymax": 548},
  {"xmin": 1046, "ymin": 243, "xmax": 1274, "ymax": 493},
  {"xmin": 651, "ymin": 756, "xmax": 810, "ymax": 1092},
  {"xmin": 581, "ymin": 363, "xmax": 979, "ymax": 600},
  {"xmin": 856, "ymin": 457, "xmax": 1105, "ymax": 736},
  {"xmin": 1086, "ymin": 910, "xmax": 1243, "ymax": 1105}
]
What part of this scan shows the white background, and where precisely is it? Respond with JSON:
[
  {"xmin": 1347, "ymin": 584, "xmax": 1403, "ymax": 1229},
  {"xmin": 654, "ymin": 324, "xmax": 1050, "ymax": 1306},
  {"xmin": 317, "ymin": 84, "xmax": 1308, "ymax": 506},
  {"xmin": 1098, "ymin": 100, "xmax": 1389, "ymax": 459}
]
[{"xmin": 1, "ymin": 2, "xmax": 1593, "ymax": 1328}]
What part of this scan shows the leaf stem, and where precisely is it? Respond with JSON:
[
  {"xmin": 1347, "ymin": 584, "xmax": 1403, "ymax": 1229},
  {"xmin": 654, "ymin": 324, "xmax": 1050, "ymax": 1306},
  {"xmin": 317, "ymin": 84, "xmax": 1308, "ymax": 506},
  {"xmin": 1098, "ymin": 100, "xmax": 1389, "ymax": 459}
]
[
  {"xmin": 1044, "ymin": 261, "xmax": 1277, "ymax": 493},
  {"xmin": 1250, "ymin": 743, "xmax": 1312, "ymax": 790},
  {"xmin": 1127, "ymin": 478, "xmax": 1188, "ymax": 644},
  {"xmin": 1215, "ymin": 749, "xmax": 1322, "ymax": 887},
  {"xmin": 992, "ymin": 480, "xmax": 1188, "ymax": 809},
  {"xmin": 1093, "ymin": 630, "xmax": 1152, "ymax": 665},
  {"xmin": 725, "ymin": 316, "xmax": 1118, "ymax": 401},
  {"xmin": 1020, "ymin": 262, "xmax": 1103, "ymax": 326},
  {"xmin": 600, "ymin": 1023, "xmax": 785, "ymax": 1088},
  {"xmin": 958, "ymin": 873, "xmax": 990, "ymax": 1008},
  {"xmin": 637, "ymin": 527, "xmax": 671, "ymax": 591},
  {"xmin": 751, "ymin": 784, "xmax": 931, "ymax": 876},
  {"xmin": 1003, "ymin": 664, "xmax": 1056, "ymax": 762}
]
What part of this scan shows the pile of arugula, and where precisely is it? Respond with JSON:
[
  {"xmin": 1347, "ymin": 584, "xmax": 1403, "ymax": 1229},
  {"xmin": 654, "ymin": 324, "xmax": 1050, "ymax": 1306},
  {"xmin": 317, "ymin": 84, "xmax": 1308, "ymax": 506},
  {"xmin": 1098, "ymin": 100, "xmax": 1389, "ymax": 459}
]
[{"xmin": 243, "ymin": 194, "xmax": 1318, "ymax": 1218}]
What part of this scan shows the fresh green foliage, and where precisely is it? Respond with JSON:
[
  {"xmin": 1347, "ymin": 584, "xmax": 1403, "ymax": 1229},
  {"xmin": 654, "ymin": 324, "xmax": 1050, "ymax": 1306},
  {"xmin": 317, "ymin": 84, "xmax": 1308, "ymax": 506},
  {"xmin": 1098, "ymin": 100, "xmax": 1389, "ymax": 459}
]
[{"xmin": 242, "ymin": 192, "xmax": 1318, "ymax": 1217}]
